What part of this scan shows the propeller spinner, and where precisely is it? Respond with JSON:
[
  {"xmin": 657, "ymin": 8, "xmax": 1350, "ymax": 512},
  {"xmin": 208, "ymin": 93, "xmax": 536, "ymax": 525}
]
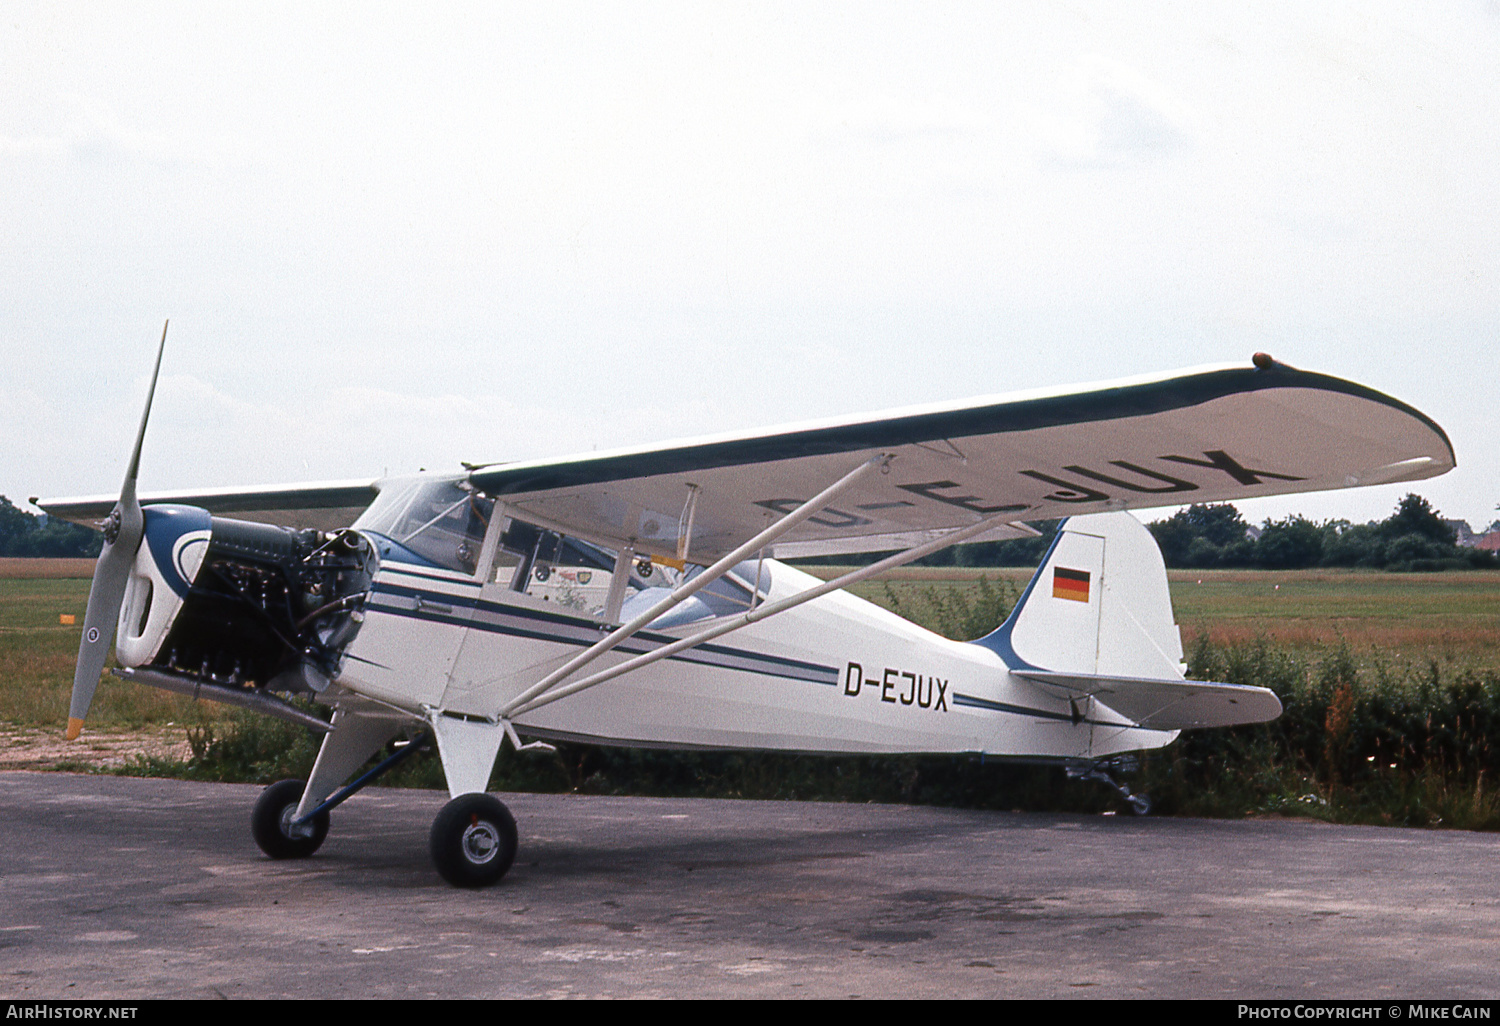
[{"xmin": 66, "ymin": 321, "xmax": 169, "ymax": 741}]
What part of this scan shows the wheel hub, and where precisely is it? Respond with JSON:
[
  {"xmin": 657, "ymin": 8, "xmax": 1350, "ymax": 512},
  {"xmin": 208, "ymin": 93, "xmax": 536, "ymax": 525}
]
[
  {"xmin": 279, "ymin": 805, "xmax": 317, "ymax": 840},
  {"xmin": 461, "ymin": 820, "xmax": 500, "ymax": 864}
]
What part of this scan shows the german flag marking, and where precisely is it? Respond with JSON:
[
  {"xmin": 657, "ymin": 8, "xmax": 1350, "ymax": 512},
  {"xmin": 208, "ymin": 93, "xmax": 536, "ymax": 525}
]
[{"xmin": 1052, "ymin": 567, "xmax": 1091, "ymax": 603}]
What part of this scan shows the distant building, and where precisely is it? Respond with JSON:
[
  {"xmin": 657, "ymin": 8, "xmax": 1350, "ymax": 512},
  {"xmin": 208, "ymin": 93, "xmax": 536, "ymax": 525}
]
[
  {"xmin": 1476, "ymin": 531, "xmax": 1500, "ymax": 554},
  {"xmin": 1446, "ymin": 519, "xmax": 1479, "ymax": 547}
]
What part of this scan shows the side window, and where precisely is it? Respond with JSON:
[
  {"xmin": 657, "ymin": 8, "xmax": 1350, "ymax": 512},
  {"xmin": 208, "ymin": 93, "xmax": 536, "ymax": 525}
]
[
  {"xmin": 491, "ymin": 519, "xmax": 541, "ymax": 587},
  {"xmin": 617, "ymin": 559, "xmax": 770, "ymax": 630},
  {"xmin": 483, "ymin": 518, "xmax": 771, "ymax": 627},
  {"xmin": 488, "ymin": 518, "xmax": 653, "ymax": 620}
]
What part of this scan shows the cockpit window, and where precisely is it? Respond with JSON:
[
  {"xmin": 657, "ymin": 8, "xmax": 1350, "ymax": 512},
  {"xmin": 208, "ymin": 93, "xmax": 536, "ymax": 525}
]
[
  {"xmin": 619, "ymin": 560, "xmax": 770, "ymax": 629},
  {"xmin": 354, "ymin": 479, "xmax": 494, "ymax": 575},
  {"xmin": 483, "ymin": 516, "xmax": 770, "ymax": 626},
  {"xmin": 490, "ymin": 519, "xmax": 639, "ymax": 617}
]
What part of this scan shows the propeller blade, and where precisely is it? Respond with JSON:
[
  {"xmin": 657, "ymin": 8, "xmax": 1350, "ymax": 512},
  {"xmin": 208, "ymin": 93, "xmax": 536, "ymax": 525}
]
[
  {"xmin": 66, "ymin": 321, "xmax": 169, "ymax": 741},
  {"xmin": 67, "ymin": 534, "xmax": 138, "ymax": 738}
]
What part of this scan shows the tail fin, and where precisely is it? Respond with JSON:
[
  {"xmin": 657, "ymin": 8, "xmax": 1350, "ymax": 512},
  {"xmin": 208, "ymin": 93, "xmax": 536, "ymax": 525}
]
[
  {"xmin": 977, "ymin": 511, "xmax": 1182, "ymax": 680},
  {"xmin": 976, "ymin": 512, "xmax": 1282, "ymax": 731}
]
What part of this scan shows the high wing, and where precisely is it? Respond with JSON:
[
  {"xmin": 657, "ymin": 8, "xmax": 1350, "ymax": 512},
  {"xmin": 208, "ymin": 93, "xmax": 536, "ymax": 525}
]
[
  {"xmin": 34, "ymin": 479, "xmax": 380, "ymax": 532},
  {"xmin": 465, "ymin": 358, "xmax": 1454, "ymax": 561},
  {"xmin": 35, "ymin": 358, "xmax": 1452, "ymax": 558}
]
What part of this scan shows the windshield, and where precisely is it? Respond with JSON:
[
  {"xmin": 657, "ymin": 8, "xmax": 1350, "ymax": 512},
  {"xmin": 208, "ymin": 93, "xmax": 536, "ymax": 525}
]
[{"xmin": 354, "ymin": 478, "xmax": 494, "ymax": 574}]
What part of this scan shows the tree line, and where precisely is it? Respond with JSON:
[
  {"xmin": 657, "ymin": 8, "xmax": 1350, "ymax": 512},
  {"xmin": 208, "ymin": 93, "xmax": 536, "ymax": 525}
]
[
  {"xmin": 1147, "ymin": 494, "xmax": 1497, "ymax": 571},
  {"xmin": 0, "ymin": 496, "xmax": 103, "ymax": 558},
  {"xmin": 906, "ymin": 493, "xmax": 1499, "ymax": 571}
]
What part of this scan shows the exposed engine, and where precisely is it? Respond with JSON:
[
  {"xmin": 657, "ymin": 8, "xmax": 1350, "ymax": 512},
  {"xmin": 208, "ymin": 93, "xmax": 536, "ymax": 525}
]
[{"xmin": 127, "ymin": 509, "xmax": 376, "ymax": 698}]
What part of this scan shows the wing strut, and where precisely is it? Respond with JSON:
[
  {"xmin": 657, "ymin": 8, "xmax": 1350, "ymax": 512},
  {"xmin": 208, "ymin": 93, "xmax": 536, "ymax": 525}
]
[
  {"xmin": 496, "ymin": 454, "xmax": 891, "ymax": 720},
  {"xmin": 504, "ymin": 509, "xmax": 1036, "ymax": 719}
]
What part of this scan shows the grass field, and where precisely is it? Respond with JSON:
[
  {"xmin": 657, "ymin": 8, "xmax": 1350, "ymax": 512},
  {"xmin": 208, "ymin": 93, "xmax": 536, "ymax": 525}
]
[
  {"xmin": 0, "ymin": 576, "xmax": 207, "ymax": 734},
  {"xmin": 0, "ymin": 558, "xmax": 95, "ymax": 579}
]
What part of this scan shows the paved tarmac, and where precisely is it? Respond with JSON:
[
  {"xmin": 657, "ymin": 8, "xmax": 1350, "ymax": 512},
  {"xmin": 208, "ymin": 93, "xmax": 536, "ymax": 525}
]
[{"xmin": 1, "ymin": 771, "xmax": 1496, "ymax": 999}]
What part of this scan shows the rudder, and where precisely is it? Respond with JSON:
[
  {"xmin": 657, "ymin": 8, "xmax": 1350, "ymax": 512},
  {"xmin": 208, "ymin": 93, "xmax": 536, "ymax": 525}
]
[{"xmin": 976, "ymin": 512, "xmax": 1183, "ymax": 680}]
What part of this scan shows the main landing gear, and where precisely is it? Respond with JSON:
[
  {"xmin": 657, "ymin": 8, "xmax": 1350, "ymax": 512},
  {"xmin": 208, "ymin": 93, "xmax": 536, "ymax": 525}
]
[
  {"xmin": 429, "ymin": 793, "xmax": 518, "ymax": 888},
  {"xmin": 248, "ymin": 732, "xmax": 520, "ymax": 887}
]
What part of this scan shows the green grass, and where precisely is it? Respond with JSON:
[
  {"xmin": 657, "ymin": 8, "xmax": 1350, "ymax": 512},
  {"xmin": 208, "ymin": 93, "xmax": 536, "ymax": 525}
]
[
  {"xmin": 0, "ymin": 578, "xmax": 211, "ymax": 729},
  {"xmin": 1167, "ymin": 568, "xmax": 1500, "ymax": 671},
  {"xmin": 1139, "ymin": 637, "xmax": 1500, "ymax": 830}
]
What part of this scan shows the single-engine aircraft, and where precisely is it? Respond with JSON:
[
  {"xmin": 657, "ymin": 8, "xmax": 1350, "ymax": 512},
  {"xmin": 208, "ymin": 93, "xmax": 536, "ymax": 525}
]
[{"xmin": 37, "ymin": 329, "xmax": 1454, "ymax": 886}]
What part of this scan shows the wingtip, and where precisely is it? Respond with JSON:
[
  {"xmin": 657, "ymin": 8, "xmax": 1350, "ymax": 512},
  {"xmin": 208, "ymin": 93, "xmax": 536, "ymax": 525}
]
[{"xmin": 65, "ymin": 717, "xmax": 84, "ymax": 741}]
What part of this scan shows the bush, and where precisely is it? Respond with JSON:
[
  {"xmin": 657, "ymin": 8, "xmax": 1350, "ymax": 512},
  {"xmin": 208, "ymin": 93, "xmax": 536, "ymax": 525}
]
[
  {"xmin": 1137, "ymin": 637, "xmax": 1500, "ymax": 829},
  {"xmin": 880, "ymin": 576, "xmax": 1018, "ymax": 642}
]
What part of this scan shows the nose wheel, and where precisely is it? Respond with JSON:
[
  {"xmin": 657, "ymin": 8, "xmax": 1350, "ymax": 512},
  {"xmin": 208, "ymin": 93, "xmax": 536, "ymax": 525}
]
[{"xmin": 429, "ymin": 793, "xmax": 518, "ymax": 888}]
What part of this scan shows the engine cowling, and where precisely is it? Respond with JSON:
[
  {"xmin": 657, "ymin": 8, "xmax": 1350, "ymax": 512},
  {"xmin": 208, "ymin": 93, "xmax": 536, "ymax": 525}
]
[
  {"xmin": 116, "ymin": 505, "xmax": 213, "ymax": 667},
  {"xmin": 120, "ymin": 505, "xmax": 376, "ymax": 695}
]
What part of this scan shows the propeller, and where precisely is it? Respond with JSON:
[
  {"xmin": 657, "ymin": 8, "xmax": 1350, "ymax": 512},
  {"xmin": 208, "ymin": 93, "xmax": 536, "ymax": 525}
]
[{"xmin": 66, "ymin": 321, "xmax": 169, "ymax": 741}]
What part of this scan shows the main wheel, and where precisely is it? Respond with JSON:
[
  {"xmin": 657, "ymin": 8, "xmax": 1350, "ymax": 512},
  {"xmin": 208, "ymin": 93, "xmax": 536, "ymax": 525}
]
[
  {"xmin": 1128, "ymin": 794, "xmax": 1153, "ymax": 817},
  {"xmin": 429, "ymin": 793, "xmax": 518, "ymax": 888},
  {"xmin": 251, "ymin": 779, "xmax": 330, "ymax": 859}
]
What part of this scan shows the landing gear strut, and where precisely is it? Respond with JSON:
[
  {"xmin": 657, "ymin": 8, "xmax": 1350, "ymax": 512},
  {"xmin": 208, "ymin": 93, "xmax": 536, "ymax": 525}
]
[
  {"xmin": 250, "ymin": 783, "xmax": 520, "ymax": 887},
  {"xmin": 249, "ymin": 734, "xmax": 429, "ymax": 863},
  {"xmin": 247, "ymin": 733, "xmax": 519, "ymax": 886},
  {"xmin": 1067, "ymin": 756, "xmax": 1152, "ymax": 816}
]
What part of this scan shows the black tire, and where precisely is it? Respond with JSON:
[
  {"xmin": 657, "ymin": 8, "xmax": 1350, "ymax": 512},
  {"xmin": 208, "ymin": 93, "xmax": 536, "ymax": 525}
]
[
  {"xmin": 251, "ymin": 779, "xmax": 330, "ymax": 859},
  {"xmin": 429, "ymin": 793, "xmax": 518, "ymax": 888},
  {"xmin": 1128, "ymin": 794, "xmax": 1153, "ymax": 817}
]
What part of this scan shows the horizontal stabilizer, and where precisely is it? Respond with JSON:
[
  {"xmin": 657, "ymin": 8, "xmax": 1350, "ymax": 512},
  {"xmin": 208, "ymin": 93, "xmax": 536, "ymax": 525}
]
[{"xmin": 1015, "ymin": 669, "xmax": 1282, "ymax": 730}]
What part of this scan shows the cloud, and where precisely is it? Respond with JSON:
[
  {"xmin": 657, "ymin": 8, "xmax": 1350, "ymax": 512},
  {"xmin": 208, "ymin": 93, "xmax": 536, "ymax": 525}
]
[
  {"xmin": 0, "ymin": 97, "xmax": 249, "ymax": 174},
  {"xmin": 807, "ymin": 90, "xmax": 986, "ymax": 148},
  {"xmin": 1023, "ymin": 57, "xmax": 1194, "ymax": 169}
]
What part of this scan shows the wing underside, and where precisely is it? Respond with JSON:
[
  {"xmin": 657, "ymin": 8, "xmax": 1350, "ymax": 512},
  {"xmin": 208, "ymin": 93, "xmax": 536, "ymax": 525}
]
[
  {"xmin": 467, "ymin": 360, "xmax": 1453, "ymax": 560},
  {"xmin": 34, "ymin": 480, "xmax": 381, "ymax": 532}
]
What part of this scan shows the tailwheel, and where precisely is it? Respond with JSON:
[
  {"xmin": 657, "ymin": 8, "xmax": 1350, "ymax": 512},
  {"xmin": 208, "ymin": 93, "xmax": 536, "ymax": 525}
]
[
  {"xmin": 251, "ymin": 779, "xmax": 330, "ymax": 859},
  {"xmin": 1066, "ymin": 757, "xmax": 1152, "ymax": 817},
  {"xmin": 430, "ymin": 793, "xmax": 517, "ymax": 888}
]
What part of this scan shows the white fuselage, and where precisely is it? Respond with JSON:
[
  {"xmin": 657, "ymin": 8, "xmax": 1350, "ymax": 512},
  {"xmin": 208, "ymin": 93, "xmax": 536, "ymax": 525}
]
[{"xmin": 339, "ymin": 556, "xmax": 1174, "ymax": 762}]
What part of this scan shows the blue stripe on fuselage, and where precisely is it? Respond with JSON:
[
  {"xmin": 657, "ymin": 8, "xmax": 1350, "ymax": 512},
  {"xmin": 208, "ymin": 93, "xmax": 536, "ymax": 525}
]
[{"xmin": 366, "ymin": 578, "xmax": 840, "ymax": 686}]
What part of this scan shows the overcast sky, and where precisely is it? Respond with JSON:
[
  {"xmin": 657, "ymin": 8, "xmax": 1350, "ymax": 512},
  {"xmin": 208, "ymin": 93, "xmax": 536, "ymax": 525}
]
[{"xmin": 3, "ymin": 2, "xmax": 1497, "ymax": 532}]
